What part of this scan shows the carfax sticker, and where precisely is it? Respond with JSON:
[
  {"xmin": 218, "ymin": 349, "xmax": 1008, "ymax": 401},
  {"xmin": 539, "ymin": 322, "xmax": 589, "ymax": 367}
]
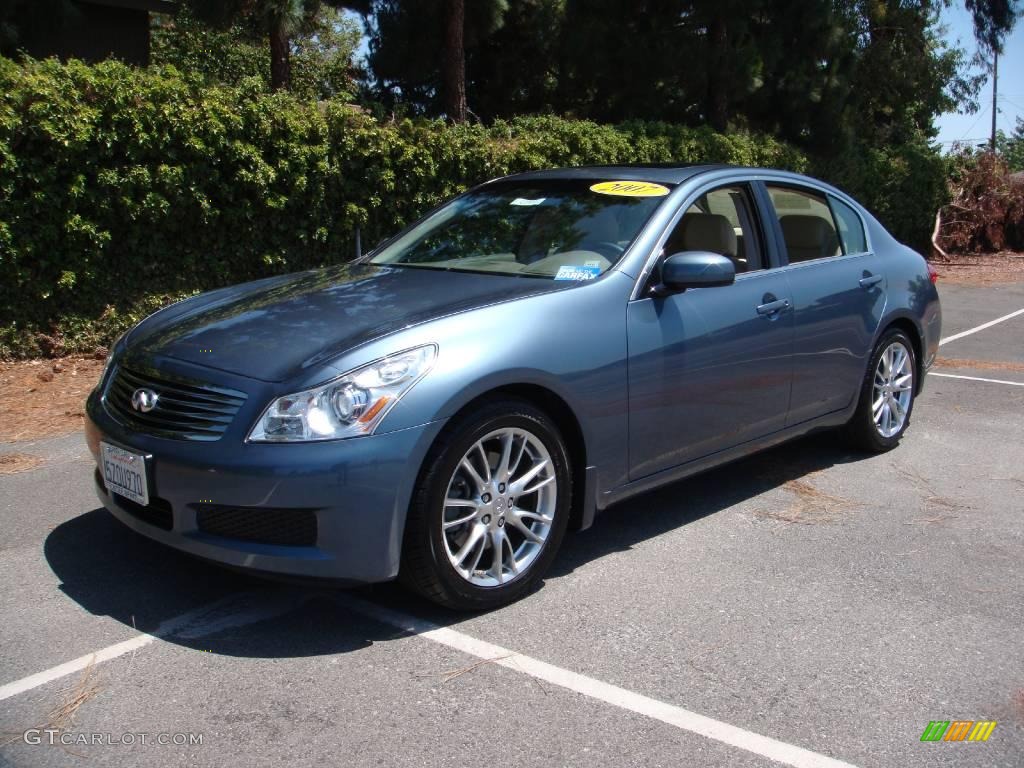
[
  {"xmin": 555, "ymin": 265, "xmax": 602, "ymax": 281},
  {"xmin": 589, "ymin": 180, "xmax": 670, "ymax": 197}
]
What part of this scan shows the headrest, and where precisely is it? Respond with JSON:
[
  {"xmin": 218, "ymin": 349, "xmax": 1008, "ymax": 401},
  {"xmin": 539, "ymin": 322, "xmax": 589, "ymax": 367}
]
[
  {"xmin": 677, "ymin": 213, "xmax": 737, "ymax": 257},
  {"xmin": 779, "ymin": 215, "xmax": 839, "ymax": 255}
]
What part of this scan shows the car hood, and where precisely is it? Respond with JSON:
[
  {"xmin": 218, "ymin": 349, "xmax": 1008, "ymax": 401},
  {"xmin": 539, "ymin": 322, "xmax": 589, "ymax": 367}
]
[{"xmin": 126, "ymin": 264, "xmax": 561, "ymax": 382}]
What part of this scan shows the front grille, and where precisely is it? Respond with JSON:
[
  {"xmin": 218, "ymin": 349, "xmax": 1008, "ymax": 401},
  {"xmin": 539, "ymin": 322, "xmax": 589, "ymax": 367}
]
[
  {"xmin": 195, "ymin": 505, "xmax": 318, "ymax": 547},
  {"xmin": 97, "ymin": 468, "xmax": 174, "ymax": 530},
  {"xmin": 104, "ymin": 365, "xmax": 246, "ymax": 441}
]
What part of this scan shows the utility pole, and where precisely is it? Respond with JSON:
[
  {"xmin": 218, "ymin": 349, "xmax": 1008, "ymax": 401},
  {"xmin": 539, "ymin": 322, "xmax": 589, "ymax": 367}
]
[{"xmin": 990, "ymin": 49, "xmax": 998, "ymax": 152}]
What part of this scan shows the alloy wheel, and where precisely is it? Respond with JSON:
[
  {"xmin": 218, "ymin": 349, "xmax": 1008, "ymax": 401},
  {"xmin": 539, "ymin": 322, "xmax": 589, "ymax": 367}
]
[
  {"xmin": 872, "ymin": 341, "xmax": 913, "ymax": 438},
  {"xmin": 441, "ymin": 428, "xmax": 557, "ymax": 587}
]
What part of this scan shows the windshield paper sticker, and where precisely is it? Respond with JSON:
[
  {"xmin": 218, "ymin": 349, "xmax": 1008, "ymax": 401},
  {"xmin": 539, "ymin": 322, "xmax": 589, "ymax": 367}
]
[
  {"xmin": 555, "ymin": 265, "xmax": 602, "ymax": 281},
  {"xmin": 511, "ymin": 197, "xmax": 546, "ymax": 206},
  {"xmin": 590, "ymin": 180, "xmax": 670, "ymax": 197}
]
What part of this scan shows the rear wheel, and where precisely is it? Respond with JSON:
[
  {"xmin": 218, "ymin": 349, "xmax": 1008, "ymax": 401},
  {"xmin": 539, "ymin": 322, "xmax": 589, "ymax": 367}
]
[
  {"xmin": 846, "ymin": 328, "xmax": 917, "ymax": 452},
  {"xmin": 400, "ymin": 398, "xmax": 572, "ymax": 610}
]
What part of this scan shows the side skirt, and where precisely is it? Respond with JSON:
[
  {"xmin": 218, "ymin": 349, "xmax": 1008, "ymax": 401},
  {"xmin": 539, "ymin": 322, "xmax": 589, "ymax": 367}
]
[{"xmin": 597, "ymin": 408, "xmax": 853, "ymax": 512}]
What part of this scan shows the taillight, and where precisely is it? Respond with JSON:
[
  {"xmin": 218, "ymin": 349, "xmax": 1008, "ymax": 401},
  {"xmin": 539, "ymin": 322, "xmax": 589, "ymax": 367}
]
[{"xmin": 926, "ymin": 262, "xmax": 938, "ymax": 284}]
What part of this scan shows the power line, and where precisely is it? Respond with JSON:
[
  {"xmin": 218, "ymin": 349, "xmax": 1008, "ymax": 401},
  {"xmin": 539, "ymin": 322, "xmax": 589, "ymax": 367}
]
[
  {"xmin": 958, "ymin": 103, "xmax": 990, "ymax": 141},
  {"xmin": 997, "ymin": 96, "xmax": 1024, "ymax": 113}
]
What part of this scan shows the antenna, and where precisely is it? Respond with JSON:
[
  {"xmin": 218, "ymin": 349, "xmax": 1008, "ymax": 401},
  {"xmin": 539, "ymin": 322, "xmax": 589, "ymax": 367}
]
[{"xmin": 355, "ymin": 225, "xmax": 362, "ymax": 261}]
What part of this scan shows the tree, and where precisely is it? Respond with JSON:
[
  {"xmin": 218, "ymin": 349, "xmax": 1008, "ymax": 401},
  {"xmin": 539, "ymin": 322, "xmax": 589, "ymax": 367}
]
[
  {"xmin": 465, "ymin": 0, "xmax": 970, "ymax": 154},
  {"xmin": 181, "ymin": 0, "xmax": 360, "ymax": 91},
  {"xmin": 154, "ymin": 4, "xmax": 360, "ymax": 99},
  {"xmin": 741, "ymin": 0, "xmax": 857, "ymax": 152},
  {"xmin": 442, "ymin": 0, "xmax": 467, "ymax": 121},
  {"xmin": 465, "ymin": 0, "xmax": 564, "ymax": 119},
  {"xmin": 351, "ymin": 0, "xmax": 982, "ymax": 158},
  {"xmin": 358, "ymin": 0, "xmax": 507, "ymax": 119},
  {"xmin": 1000, "ymin": 117, "xmax": 1024, "ymax": 171},
  {"xmin": 842, "ymin": 1, "xmax": 978, "ymax": 147},
  {"xmin": 965, "ymin": 0, "xmax": 1020, "ymax": 55}
]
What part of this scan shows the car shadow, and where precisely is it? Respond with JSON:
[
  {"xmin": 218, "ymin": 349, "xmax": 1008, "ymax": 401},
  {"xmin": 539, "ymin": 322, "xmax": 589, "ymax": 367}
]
[
  {"xmin": 548, "ymin": 431, "xmax": 863, "ymax": 579},
  {"xmin": 44, "ymin": 432, "xmax": 867, "ymax": 659}
]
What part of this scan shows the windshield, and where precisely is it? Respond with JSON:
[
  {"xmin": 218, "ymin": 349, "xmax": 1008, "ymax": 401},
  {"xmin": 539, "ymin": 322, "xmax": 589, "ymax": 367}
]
[{"xmin": 368, "ymin": 179, "xmax": 671, "ymax": 280}]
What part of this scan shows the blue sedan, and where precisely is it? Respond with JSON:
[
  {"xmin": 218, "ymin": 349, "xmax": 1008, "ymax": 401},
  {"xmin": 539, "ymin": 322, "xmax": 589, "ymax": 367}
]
[{"xmin": 85, "ymin": 165, "xmax": 942, "ymax": 610}]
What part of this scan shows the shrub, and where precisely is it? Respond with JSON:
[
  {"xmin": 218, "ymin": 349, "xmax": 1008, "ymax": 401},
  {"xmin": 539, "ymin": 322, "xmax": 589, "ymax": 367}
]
[
  {"xmin": 812, "ymin": 133, "xmax": 950, "ymax": 253},
  {"xmin": 0, "ymin": 57, "xmax": 943, "ymax": 358},
  {"xmin": 936, "ymin": 151, "xmax": 1024, "ymax": 254}
]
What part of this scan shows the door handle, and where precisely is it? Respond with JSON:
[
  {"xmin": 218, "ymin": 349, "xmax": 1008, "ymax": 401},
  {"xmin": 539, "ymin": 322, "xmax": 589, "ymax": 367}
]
[
  {"xmin": 756, "ymin": 298, "xmax": 790, "ymax": 316},
  {"xmin": 859, "ymin": 274, "xmax": 883, "ymax": 289}
]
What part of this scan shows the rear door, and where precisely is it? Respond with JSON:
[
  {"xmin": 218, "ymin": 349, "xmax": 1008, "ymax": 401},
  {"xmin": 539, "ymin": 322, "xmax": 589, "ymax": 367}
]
[
  {"xmin": 761, "ymin": 183, "xmax": 887, "ymax": 425},
  {"xmin": 626, "ymin": 182, "xmax": 794, "ymax": 480}
]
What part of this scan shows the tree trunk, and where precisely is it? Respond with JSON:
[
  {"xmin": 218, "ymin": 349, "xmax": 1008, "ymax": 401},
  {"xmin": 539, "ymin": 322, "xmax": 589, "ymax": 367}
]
[
  {"xmin": 269, "ymin": 17, "xmax": 291, "ymax": 92},
  {"xmin": 707, "ymin": 15, "xmax": 728, "ymax": 132},
  {"xmin": 442, "ymin": 0, "xmax": 468, "ymax": 122}
]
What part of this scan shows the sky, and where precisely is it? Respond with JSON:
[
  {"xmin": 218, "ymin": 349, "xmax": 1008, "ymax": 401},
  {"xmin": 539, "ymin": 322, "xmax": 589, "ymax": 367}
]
[{"xmin": 934, "ymin": 3, "xmax": 1024, "ymax": 149}]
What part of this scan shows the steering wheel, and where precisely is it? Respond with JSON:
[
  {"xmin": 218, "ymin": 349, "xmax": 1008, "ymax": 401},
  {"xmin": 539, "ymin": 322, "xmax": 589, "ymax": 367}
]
[{"xmin": 587, "ymin": 241, "xmax": 626, "ymax": 259}]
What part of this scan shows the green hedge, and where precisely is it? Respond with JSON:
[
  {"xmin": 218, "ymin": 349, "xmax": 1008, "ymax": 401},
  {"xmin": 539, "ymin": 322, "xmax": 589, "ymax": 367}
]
[
  {"xmin": 0, "ymin": 58, "xmax": 939, "ymax": 358},
  {"xmin": 813, "ymin": 137, "xmax": 950, "ymax": 254}
]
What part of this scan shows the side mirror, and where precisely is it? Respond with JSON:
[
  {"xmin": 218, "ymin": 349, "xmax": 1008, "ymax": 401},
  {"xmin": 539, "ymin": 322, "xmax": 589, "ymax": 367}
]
[{"xmin": 655, "ymin": 251, "xmax": 736, "ymax": 295}]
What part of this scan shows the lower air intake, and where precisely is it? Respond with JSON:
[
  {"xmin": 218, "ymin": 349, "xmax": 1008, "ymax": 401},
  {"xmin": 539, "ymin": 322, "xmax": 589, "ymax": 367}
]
[{"xmin": 195, "ymin": 505, "xmax": 318, "ymax": 547}]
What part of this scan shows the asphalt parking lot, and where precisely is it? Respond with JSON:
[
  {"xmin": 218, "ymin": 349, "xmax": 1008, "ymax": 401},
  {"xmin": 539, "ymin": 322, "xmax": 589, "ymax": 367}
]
[{"xmin": 1, "ymin": 279, "xmax": 1022, "ymax": 768}]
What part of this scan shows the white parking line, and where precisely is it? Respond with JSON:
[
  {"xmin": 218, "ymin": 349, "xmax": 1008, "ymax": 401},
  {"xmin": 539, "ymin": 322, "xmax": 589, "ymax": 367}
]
[
  {"xmin": 0, "ymin": 591, "xmax": 307, "ymax": 702},
  {"xmin": 2, "ymin": 589, "xmax": 858, "ymax": 767},
  {"xmin": 939, "ymin": 307, "xmax": 1024, "ymax": 346},
  {"xmin": 931, "ymin": 372, "xmax": 1024, "ymax": 387},
  {"xmin": 336, "ymin": 594, "xmax": 859, "ymax": 768},
  {"xmin": 0, "ymin": 635, "xmax": 155, "ymax": 701}
]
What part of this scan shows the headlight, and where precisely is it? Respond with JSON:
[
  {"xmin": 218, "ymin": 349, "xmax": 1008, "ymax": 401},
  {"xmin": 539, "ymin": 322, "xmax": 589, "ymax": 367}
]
[
  {"xmin": 247, "ymin": 344, "xmax": 437, "ymax": 442},
  {"xmin": 98, "ymin": 333, "xmax": 127, "ymax": 387}
]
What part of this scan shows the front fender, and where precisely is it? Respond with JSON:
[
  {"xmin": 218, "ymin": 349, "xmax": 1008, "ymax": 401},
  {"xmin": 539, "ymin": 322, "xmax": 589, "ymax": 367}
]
[{"xmin": 350, "ymin": 272, "xmax": 637, "ymax": 496}]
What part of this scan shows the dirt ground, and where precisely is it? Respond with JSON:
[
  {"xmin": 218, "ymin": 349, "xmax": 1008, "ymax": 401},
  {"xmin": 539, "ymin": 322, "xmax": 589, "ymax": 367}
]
[
  {"xmin": 933, "ymin": 251, "xmax": 1024, "ymax": 285},
  {"xmin": 0, "ymin": 356, "xmax": 105, "ymax": 442}
]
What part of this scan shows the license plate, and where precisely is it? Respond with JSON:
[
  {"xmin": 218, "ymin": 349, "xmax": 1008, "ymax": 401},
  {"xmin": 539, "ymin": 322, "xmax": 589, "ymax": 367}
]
[{"xmin": 100, "ymin": 442, "xmax": 149, "ymax": 507}]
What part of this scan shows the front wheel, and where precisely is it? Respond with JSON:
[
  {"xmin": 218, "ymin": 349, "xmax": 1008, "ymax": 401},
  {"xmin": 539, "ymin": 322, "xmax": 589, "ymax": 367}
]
[
  {"xmin": 846, "ymin": 328, "xmax": 917, "ymax": 452},
  {"xmin": 400, "ymin": 398, "xmax": 572, "ymax": 610}
]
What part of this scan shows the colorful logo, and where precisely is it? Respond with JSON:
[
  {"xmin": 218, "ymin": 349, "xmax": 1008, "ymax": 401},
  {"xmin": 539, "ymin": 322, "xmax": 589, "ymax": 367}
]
[{"xmin": 920, "ymin": 720, "xmax": 996, "ymax": 742}]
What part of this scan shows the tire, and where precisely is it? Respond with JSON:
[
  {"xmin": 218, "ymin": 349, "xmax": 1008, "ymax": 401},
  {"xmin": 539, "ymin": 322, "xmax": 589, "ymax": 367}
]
[
  {"xmin": 399, "ymin": 397, "xmax": 573, "ymax": 611},
  {"xmin": 846, "ymin": 327, "xmax": 917, "ymax": 453}
]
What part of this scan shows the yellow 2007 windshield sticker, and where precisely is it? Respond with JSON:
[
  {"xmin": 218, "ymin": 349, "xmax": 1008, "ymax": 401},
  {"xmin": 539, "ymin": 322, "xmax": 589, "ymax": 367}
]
[{"xmin": 589, "ymin": 180, "xmax": 670, "ymax": 197}]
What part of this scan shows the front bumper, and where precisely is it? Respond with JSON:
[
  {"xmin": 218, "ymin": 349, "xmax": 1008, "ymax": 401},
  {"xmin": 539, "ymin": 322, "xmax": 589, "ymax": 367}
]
[{"xmin": 85, "ymin": 381, "xmax": 446, "ymax": 584}]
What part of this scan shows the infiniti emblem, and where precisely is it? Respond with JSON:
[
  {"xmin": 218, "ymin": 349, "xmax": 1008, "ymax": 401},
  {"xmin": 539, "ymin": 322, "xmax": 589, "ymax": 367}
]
[{"xmin": 131, "ymin": 388, "xmax": 159, "ymax": 413}]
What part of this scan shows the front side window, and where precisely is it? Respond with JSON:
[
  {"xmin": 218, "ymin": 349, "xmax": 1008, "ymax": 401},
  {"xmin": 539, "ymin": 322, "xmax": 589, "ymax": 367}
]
[
  {"xmin": 369, "ymin": 180, "xmax": 671, "ymax": 279},
  {"xmin": 766, "ymin": 185, "xmax": 841, "ymax": 264},
  {"xmin": 664, "ymin": 185, "xmax": 764, "ymax": 273},
  {"xmin": 828, "ymin": 196, "xmax": 868, "ymax": 254}
]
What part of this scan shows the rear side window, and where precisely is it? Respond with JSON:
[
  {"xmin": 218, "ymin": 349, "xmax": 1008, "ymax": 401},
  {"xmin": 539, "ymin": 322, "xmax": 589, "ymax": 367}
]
[
  {"xmin": 766, "ymin": 186, "xmax": 841, "ymax": 264},
  {"xmin": 828, "ymin": 196, "xmax": 868, "ymax": 254}
]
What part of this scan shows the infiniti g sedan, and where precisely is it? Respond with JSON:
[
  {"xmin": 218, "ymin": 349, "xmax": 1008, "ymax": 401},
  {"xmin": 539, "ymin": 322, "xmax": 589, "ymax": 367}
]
[{"xmin": 86, "ymin": 165, "xmax": 942, "ymax": 610}]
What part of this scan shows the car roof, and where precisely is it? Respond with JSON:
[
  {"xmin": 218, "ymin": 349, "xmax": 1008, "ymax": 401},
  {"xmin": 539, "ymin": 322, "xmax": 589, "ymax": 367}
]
[
  {"xmin": 488, "ymin": 164, "xmax": 859, "ymax": 206},
  {"xmin": 492, "ymin": 163, "xmax": 735, "ymax": 185}
]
